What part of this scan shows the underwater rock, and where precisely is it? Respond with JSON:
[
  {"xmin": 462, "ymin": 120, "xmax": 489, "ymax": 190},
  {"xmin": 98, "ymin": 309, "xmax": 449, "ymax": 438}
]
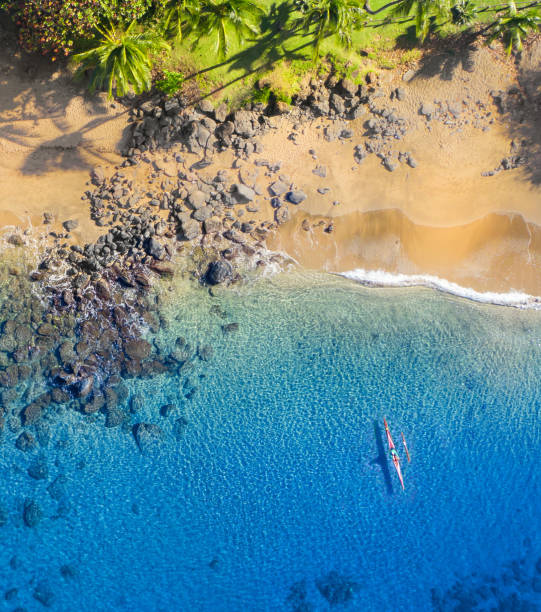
[
  {"xmin": 130, "ymin": 393, "xmax": 145, "ymax": 414},
  {"xmin": 23, "ymin": 498, "xmax": 42, "ymax": 527},
  {"xmin": 159, "ymin": 404, "xmax": 176, "ymax": 417},
  {"xmin": 60, "ymin": 563, "xmax": 79, "ymax": 581},
  {"xmin": 33, "ymin": 580, "xmax": 55, "ymax": 607},
  {"xmin": 198, "ymin": 345, "xmax": 213, "ymax": 361},
  {"xmin": 222, "ymin": 322, "xmax": 239, "ymax": 333},
  {"xmin": 316, "ymin": 571, "xmax": 360, "ymax": 606},
  {"xmin": 132, "ymin": 423, "xmax": 164, "ymax": 453},
  {"xmin": 172, "ymin": 416, "xmax": 189, "ymax": 439},
  {"xmin": 47, "ymin": 475, "xmax": 68, "ymax": 501},
  {"xmin": 15, "ymin": 431, "xmax": 36, "ymax": 452},
  {"xmin": 105, "ymin": 407, "xmax": 129, "ymax": 428},
  {"xmin": 124, "ymin": 339, "xmax": 152, "ymax": 361},
  {"xmin": 28, "ymin": 456, "xmax": 48, "ymax": 480}
]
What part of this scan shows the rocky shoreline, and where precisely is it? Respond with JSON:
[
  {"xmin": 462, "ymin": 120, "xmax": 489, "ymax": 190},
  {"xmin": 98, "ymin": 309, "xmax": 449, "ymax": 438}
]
[{"xmin": 0, "ymin": 43, "xmax": 538, "ymax": 485}]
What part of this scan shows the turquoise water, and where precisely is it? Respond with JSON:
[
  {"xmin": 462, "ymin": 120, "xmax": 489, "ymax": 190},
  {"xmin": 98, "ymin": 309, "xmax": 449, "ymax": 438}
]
[{"xmin": 1, "ymin": 272, "xmax": 540, "ymax": 610}]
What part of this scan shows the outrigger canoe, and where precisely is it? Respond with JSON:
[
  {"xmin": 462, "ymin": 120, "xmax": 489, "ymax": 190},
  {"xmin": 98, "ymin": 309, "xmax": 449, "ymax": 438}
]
[{"xmin": 384, "ymin": 418, "xmax": 405, "ymax": 491}]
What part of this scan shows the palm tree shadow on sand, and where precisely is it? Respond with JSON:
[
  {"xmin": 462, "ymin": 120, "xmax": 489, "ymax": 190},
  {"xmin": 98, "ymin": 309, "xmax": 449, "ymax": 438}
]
[{"xmin": 370, "ymin": 420, "xmax": 394, "ymax": 495}]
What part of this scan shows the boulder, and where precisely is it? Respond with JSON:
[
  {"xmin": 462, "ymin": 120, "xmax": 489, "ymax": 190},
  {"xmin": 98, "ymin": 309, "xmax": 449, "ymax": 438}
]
[
  {"xmin": 203, "ymin": 217, "xmax": 222, "ymax": 234},
  {"xmin": 187, "ymin": 190, "xmax": 208, "ymax": 210},
  {"xmin": 287, "ymin": 191, "xmax": 307, "ymax": 205},
  {"xmin": 124, "ymin": 339, "xmax": 152, "ymax": 361},
  {"xmin": 23, "ymin": 498, "xmax": 42, "ymax": 527},
  {"xmin": 316, "ymin": 571, "xmax": 360, "ymax": 606},
  {"xmin": 180, "ymin": 217, "xmax": 202, "ymax": 241},
  {"xmin": 150, "ymin": 261, "xmax": 175, "ymax": 276},
  {"xmin": 145, "ymin": 237, "xmax": 165, "ymax": 260},
  {"xmin": 274, "ymin": 206, "xmax": 290, "ymax": 224},
  {"xmin": 337, "ymin": 78, "xmax": 357, "ymax": 98},
  {"xmin": 15, "ymin": 431, "xmax": 36, "ymax": 452},
  {"xmin": 33, "ymin": 581, "xmax": 55, "ymax": 608},
  {"xmin": 192, "ymin": 206, "xmax": 214, "ymax": 222},
  {"xmin": 269, "ymin": 181, "xmax": 288, "ymax": 196},
  {"xmin": 205, "ymin": 260, "xmax": 233, "ymax": 285},
  {"xmin": 63, "ymin": 219, "xmax": 79, "ymax": 232},
  {"xmin": 231, "ymin": 183, "xmax": 255, "ymax": 203},
  {"xmin": 132, "ymin": 423, "xmax": 164, "ymax": 453},
  {"xmin": 420, "ymin": 102, "xmax": 435, "ymax": 118},
  {"xmin": 28, "ymin": 456, "xmax": 48, "ymax": 480},
  {"xmin": 47, "ymin": 475, "xmax": 68, "ymax": 501}
]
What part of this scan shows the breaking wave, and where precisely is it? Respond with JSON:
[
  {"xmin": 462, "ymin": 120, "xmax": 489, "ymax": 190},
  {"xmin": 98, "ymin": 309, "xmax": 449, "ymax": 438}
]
[{"xmin": 339, "ymin": 268, "xmax": 541, "ymax": 310}]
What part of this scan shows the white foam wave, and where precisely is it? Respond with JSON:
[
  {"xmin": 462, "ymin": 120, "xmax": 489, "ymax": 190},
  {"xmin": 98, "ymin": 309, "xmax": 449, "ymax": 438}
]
[{"xmin": 339, "ymin": 268, "xmax": 541, "ymax": 310}]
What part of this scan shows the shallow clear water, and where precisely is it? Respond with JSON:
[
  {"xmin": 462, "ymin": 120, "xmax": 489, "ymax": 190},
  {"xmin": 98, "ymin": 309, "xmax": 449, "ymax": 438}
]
[{"xmin": 1, "ymin": 272, "xmax": 540, "ymax": 611}]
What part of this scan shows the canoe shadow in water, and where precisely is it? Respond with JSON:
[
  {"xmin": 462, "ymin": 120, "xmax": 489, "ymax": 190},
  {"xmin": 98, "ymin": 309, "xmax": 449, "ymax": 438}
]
[{"xmin": 370, "ymin": 420, "xmax": 394, "ymax": 495}]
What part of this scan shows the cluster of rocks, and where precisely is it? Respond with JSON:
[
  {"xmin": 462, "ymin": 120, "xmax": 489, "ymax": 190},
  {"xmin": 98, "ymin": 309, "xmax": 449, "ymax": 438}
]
[
  {"xmin": 286, "ymin": 571, "xmax": 361, "ymax": 610},
  {"xmin": 482, "ymin": 138, "xmax": 529, "ymax": 177},
  {"xmin": 419, "ymin": 96, "xmax": 494, "ymax": 132},
  {"xmin": 126, "ymin": 97, "xmax": 266, "ymax": 159},
  {"xmin": 431, "ymin": 553, "xmax": 541, "ymax": 611}
]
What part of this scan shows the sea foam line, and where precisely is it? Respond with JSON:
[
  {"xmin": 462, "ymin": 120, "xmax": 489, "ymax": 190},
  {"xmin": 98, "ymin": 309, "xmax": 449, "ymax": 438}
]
[{"xmin": 339, "ymin": 268, "xmax": 541, "ymax": 310}]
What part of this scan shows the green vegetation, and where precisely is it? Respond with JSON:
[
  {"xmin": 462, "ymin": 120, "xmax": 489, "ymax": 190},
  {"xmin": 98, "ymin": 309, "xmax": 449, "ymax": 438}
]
[
  {"xmin": 1, "ymin": 0, "xmax": 540, "ymax": 98},
  {"xmin": 73, "ymin": 21, "xmax": 170, "ymax": 96}
]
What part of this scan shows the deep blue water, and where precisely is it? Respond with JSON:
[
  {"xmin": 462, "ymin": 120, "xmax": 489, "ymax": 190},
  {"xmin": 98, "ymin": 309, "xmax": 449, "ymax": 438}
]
[{"xmin": 1, "ymin": 272, "xmax": 540, "ymax": 611}]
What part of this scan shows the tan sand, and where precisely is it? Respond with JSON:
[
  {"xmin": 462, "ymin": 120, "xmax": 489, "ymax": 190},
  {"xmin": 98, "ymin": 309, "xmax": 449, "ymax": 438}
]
[
  {"xmin": 0, "ymin": 19, "xmax": 540, "ymax": 296},
  {"xmin": 0, "ymin": 24, "xmax": 127, "ymax": 242}
]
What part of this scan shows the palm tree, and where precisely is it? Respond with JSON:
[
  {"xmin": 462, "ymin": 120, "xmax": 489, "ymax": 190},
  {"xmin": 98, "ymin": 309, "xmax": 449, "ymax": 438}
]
[
  {"xmin": 73, "ymin": 21, "xmax": 170, "ymax": 97},
  {"xmin": 487, "ymin": 0, "xmax": 541, "ymax": 54},
  {"xmin": 188, "ymin": 0, "xmax": 265, "ymax": 60},
  {"xmin": 392, "ymin": 0, "xmax": 450, "ymax": 42},
  {"xmin": 160, "ymin": 0, "xmax": 199, "ymax": 41},
  {"xmin": 298, "ymin": 0, "xmax": 364, "ymax": 61}
]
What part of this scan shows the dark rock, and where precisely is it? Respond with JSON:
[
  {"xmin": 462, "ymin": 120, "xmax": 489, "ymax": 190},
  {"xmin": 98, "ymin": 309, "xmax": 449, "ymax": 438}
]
[
  {"xmin": 63, "ymin": 219, "xmax": 79, "ymax": 232},
  {"xmin": 203, "ymin": 217, "xmax": 222, "ymax": 234},
  {"xmin": 198, "ymin": 345, "xmax": 213, "ymax": 361},
  {"xmin": 383, "ymin": 157, "xmax": 398, "ymax": 172},
  {"xmin": 15, "ymin": 431, "xmax": 36, "ymax": 452},
  {"xmin": 5, "ymin": 587, "xmax": 17, "ymax": 600},
  {"xmin": 105, "ymin": 407, "xmax": 129, "ymax": 428},
  {"xmin": 316, "ymin": 571, "xmax": 360, "ymax": 606},
  {"xmin": 21, "ymin": 401, "xmax": 42, "ymax": 426},
  {"xmin": 150, "ymin": 261, "xmax": 175, "ymax": 276},
  {"xmin": 60, "ymin": 564, "xmax": 79, "ymax": 580},
  {"xmin": 287, "ymin": 191, "xmax": 307, "ymax": 205},
  {"xmin": 145, "ymin": 237, "xmax": 165, "ymax": 260},
  {"xmin": 28, "ymin": 456, "xmax": 48, "ymax": 480},
  {"xmin": 124, "ymin": 339, "xmax": 152, "ymax": 361},
  {"xmin": 173, "ymin": 416, "xmax": 189, "ymax": 439},
  {"xmin": 269, "ymin": 181, "xmax": 288, "ymax": 196},
  {"xmin": 206, "ymin": 260, "xmax": 233, "ymax": 285},
  {"xmin": 43, "ymin": 211, "xmax": 54, "ymax": 224},
  {"xmin": 23, "ymin": 498, "xmax": 42, "ymax": 527},
  {"xmin": 274, "ymin": 206, "xmax": 290, "ymax": 224},
  {"xmin": 330, "ymin": 93, "xmax": 346, "ymax": 115},
  {"xmin": 193, "ymin": 206, "xmax": 214, "ymax": 222},
  {"xmin": 231, "ymin": 183, "xmax": 256, "ymax": 203},
  {"xmin": 47, "ymin": 475, "xmax": 68, "ymax": 501},
  {"xmin": 7, "ymin": 234, "xmax": 24, "ymax": 246},
  {"xmin": 159, "ymin": 403, "xmax": 176, "ymax": 417},
  {"xmin": 132, "ymin": 423, "xmax": 164, "ymax": 453},
  {"xmin": 33, "ymin": 581, "xmax": 55, "ymax": 608},
  {"xmin": 337, "ymin": 78, "xmax": 357, "ymax": 98},
  {"xmin": 222, "ymin": 322, "xmax": 239, "ymax": 333}
]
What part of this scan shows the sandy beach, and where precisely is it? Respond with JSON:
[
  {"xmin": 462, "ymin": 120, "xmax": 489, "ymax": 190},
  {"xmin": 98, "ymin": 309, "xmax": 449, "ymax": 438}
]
[{"xmin": 1, "ymin": 18, "xmax": 540, "ymax": 296}]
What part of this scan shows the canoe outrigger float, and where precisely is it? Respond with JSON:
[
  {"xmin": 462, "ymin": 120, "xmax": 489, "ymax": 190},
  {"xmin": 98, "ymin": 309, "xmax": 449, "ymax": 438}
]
[
  {"xmin": 384, "ymin": 418, "xmax": 405, "ymax": 491},
  {"xmin": 401, "ymin": 431, "xmax": 411, "ymax": 462}
]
